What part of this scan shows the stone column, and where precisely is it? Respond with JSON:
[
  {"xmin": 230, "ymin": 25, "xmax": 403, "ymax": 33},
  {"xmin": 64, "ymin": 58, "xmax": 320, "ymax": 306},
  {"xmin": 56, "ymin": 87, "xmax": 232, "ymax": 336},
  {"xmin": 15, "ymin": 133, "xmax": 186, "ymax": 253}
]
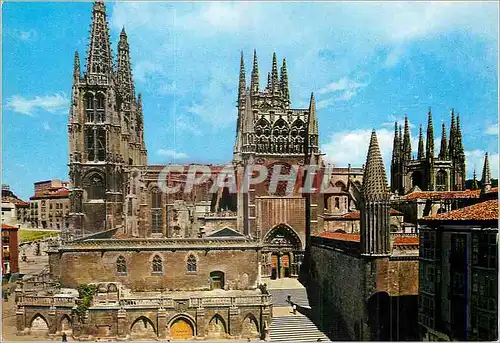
[
  {"xmin": 196, "ymin": 307, "xmax": 205, "ymax": 338},
  {"xmin": 117, "ymin": 308, "xmax": 127, "ymax": 338},
  {"xmin": 16, "ymin": 305, "xmax": 26, "ymax": 334},
  {"xmin": 157, "ymin": 308, "xmax": 167, "ymax": 339},
  {"xmin": 229, "ymin": 306, "xmax": 240, "ymax": 338},
  {"xmin": 48, "ymin": 305, "xmax": 57, "ymax": 335}
]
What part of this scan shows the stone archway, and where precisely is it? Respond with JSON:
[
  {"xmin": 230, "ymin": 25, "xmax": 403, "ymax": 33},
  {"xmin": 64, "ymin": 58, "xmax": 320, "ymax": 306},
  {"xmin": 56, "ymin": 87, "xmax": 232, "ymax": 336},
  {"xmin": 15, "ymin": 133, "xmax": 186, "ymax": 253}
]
[
  {"xmin": 241, "ymin": 314, "xmax": 259, "ymax": 338},
  {"xmin": 207, "ymin": 314, "xmax": 227, "ymax": 338},
  {"xmin": 30, "ymin": 314, "xmax": 49, "ymax": 335},
  {"xmin": 169, "ymin": 316, "xmax": 195, "ymax": 340},
  {"xmin": 263, "ymin": 224, "xmax": 303, "ymax": 279},
  {"xmin": 60, "ymin": 314, "xmax": 72, "ymax": 334},
  {"xmin": 130, "ymin": 316, "xmax": 156, "ymax": 340}
]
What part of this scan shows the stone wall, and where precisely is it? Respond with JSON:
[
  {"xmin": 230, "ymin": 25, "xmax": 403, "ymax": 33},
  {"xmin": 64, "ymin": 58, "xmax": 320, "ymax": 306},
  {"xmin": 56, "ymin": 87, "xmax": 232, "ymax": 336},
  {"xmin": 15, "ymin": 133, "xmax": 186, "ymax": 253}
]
[
  {"xmin": 50, "ymin": 246, "xmax": 260, "ymax": 291},
  {"xmin": 308, "ymin": 242, "xmax": 367, "ymax": 340}
]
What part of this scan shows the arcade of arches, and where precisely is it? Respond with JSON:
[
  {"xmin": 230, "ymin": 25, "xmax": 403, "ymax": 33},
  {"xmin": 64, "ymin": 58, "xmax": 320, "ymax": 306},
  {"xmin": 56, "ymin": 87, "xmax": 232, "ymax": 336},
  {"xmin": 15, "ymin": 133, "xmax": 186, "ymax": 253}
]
[{"xmin": 262, "ymin": 224, "xmax": 304, "ymax": 279}]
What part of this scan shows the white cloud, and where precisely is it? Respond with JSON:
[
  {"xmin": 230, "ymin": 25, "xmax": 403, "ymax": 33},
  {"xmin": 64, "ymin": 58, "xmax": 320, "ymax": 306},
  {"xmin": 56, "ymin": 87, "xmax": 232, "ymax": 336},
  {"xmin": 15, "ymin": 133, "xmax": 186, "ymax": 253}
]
[
  {"xmin": 486, "ymin": 123, "xmax": 498, "ymax": 135},
  {"xmin": 5, "ymin": 93, "xmax": 69, "ymax": 116},
  {"xmin": 157, "ymin": 149, "xmax": 188, "ymax": 159},
  {"xmin": 41, "ymin": 122, "xmax": 51, "ymax": 131},
  {"xmin": 321, "ymin": 128, "xmax": 394, "ymax": 171},
  {"xmin": 10, "ymin": 29, "xmax": 37, "ymax": 41},
  {"xmin": 317, "ymin": 77, "xmax": 367, "ymax": 95},
  {"xmin": 466, "ymin": 150, "xmax": 499, "ymax": 179}
]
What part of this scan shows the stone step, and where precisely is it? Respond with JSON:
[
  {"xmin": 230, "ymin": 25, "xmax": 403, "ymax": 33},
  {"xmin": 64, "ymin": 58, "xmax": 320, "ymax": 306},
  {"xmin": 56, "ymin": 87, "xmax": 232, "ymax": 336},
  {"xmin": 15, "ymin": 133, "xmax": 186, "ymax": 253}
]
[
  {"xmin": 270, "ymin": 315, "xmax": 331, "ymax": 342},
  {"xmin": 268, "ymin": 288, "xmax": 310, "ymax": 307}
]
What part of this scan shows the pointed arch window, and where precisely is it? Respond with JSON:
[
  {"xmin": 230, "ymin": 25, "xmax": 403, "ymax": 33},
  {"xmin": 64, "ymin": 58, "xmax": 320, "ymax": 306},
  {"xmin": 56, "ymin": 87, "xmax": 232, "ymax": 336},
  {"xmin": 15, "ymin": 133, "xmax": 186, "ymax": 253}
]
[
  {"xmin": 96, "ymin": 93, "xmax": 106, "ymax": 122},
  {"xmin": 85, "ymin": 93, "xmax": 95, "ymax": 122},
  {"xmin": 152, "ymin": 255, "xmax": 163, "ymax": 273},
  {"xmin": 436, "ymin": 170, "xmax": 447, "ymax": 191},
  {"xmin": 254, "ymin": 118, "xmax": 271, "ymax": 153},
  {"xmin": 86, "ymin": 173, "xmax": 105, "ymax": 200},
  {"xmin": 151, "ymin": 188, "xmax": 163, "ymax": 234},
  {"xmin": 187, "ymin": 254, "xmax": 197, "ymax": 272},
  {"xmin": 116, "ymin": 256, "xmax": 127, "ymax": 275}
]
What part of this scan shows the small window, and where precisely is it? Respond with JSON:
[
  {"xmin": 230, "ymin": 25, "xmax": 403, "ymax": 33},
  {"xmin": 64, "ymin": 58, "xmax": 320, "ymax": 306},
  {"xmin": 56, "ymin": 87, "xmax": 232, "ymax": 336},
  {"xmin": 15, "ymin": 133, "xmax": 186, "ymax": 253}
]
[
  {"xmin": 152, "ymin": 255, "xmax": 163, "ymax": 273},
  {"xmin": 116, "ymin": 256, "xmax": 127, "ymax": 274},
  {"xmin": 334, "ymin": 197, "xmax": 340, "ymax": 209},
  {"xmin": 187, "ymin": 255, "xmax": 197, "ymax": 272}
]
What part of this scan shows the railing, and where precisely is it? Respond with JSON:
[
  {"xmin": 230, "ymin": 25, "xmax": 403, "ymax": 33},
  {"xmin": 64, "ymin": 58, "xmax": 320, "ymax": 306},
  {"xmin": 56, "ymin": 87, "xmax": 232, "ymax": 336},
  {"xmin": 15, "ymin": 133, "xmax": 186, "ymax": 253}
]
[
  {"xmin": 19, "ymin": 295, "xmax": 76, "ymax": 307},
  {"xmin": 118, "ymin": 295, "xmax": 267, "ymax": 309}
]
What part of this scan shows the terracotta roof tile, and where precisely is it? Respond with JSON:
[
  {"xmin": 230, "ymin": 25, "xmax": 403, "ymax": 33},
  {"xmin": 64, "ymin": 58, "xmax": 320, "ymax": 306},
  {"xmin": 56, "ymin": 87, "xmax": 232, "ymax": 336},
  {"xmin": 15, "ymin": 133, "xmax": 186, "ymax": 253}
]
[
  {"xmin": 317, "ymin": 232, "xmax": 360, "ymax": 242},
  {"xmin": 424, "ymin": 199, "xmax": 498, "ymax": 221},
  {"xmin": 30, "ymin": 187, "xmax": 69, "ymax": 200},
  {"xmin": 2, "ymin": 224, "xmax": 18, "ymax": 230},
  {"xmin": 405, "ymin": 189, "xmax": 480, "ymax": 200}
]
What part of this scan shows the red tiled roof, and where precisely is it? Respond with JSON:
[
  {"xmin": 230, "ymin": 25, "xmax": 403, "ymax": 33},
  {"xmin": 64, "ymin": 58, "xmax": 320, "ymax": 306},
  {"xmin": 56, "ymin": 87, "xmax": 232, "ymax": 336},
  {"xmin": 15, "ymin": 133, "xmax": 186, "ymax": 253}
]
[
  {"xmin": 1, "ymin": 224, "xmax": 19, "ymax": 230},
  {"xmin": 393, "ymin": 236, "xmax": 419, "ymax": 245},
  {"xmin": 424, "ymin": 199, "xmax": 498, "ymax": 221},
  {"xmin": 317, "ymin": 231, "xmax": 360, "ymax": 242},
  {"xmin": 2, "ymin": 196, "xmax": 29, "ymax": 206},
  {"xmin": 324, "ymin": 208, "xmax": 402, "ymax": 220},
  {"xmin": 405, "ymin": 189, "xmax": 480, "ymax": 200},
  {"xmin": 30, "ymin": 187, "xmax": 69, "ymax": 200}
]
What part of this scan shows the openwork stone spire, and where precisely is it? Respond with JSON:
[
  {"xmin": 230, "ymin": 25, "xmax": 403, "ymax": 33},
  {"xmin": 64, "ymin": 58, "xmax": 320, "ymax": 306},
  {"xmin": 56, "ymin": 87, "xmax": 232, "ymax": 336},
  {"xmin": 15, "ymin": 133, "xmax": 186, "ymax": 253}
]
[
  {"xmin": 238, "ymin": 51, "xmax": 246, "ymax": 103},
  {"xmin": 439, "ymin": 122, "xmax": 448, "ymax": 160},
  {"xmin": 250, "ymin": 49, "xmax": 259, "ymax": 94},
  {"xmin": 271, "ymin": 52, "xmax": 279, "ymax": 93},
  {"xmin": 391, "ymin": 121, "xmax": 400, "ymax": 162},
  {"xmin": 361, "ymin": 130, "xmax": 390, "ymax": 256},
  {"xmin": 417, "ymin": 125, "xmax": 425, "ymax": 160},
  {"xmin": 117, "ymin": 28, "xmax": 135, "ymax": 103},
  {"xmin": 73, "ymin": 51, "xmax": 81, "ymax": 81},
  {"xmin": 481, "ymin": 152, "xmax": 492, "ymax": 192},
  {"xmin": 426, "ymin": 108, "xmax": 434, "ymax": 159},
  {"xmin": 86, "ymin": 1, "xmax": 113, "ymax": 77},
  {"xmin": 449, "ymin": 109, "xmax": 456, "ymax": 159},
  {"xmin": 280, "ymin": 58, "xmax": 290, "ymax": 103},
  {"xmin": 472, "ymin": 169, "xmax": 479, "ymax": 190},
  {"xmin": 402, "ymin": 116, "xmax": 412, "ymax": 161},
  {"xmin": 266, "ymin": 72, "xmax": 271, "ymax": 90}
]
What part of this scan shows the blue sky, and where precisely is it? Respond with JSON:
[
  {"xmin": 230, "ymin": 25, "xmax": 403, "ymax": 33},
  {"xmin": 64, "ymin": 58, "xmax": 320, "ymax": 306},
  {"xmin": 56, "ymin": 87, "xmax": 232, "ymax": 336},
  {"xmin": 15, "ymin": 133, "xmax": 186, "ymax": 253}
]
[{"xmin": 2, "ymin": 1, "xmax": 499, "ymax": 200}]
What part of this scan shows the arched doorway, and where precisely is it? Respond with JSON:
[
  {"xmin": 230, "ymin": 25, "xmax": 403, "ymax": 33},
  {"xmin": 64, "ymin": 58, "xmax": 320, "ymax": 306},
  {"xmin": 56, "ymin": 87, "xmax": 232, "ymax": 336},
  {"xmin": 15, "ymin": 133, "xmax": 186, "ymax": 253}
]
[
  {"xmin": 30, "ymin": 314, "xmax": 49, "ymax": 335},
  {"xmin": 130, "ymin": 316, "xmax": 156, "ymax": 340},
  {"xmin": 241, "ymin": 314, "xmax": 259, "ymax": 338},
  {"xmin": 60, "ymin": 314, "xmax": 72, "ymax": 334},
  {"xmin": 207, "ymin": 314, "xmax": 227, "ymax": 338},
  {"xmin": 263, "ymin": 224, "xmax": 303, "ymax": 279},
  {"xmin": 170, "ymin": 317, "xmax": 194, "ymax": 340}
]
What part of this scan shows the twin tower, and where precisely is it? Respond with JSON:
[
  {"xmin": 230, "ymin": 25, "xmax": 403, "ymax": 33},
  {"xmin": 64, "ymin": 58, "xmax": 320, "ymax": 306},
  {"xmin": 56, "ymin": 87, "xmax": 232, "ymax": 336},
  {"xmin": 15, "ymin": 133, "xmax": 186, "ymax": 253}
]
[{"xmin": 390, "ymin": 109, "xmax": 466, "ymax": 194}]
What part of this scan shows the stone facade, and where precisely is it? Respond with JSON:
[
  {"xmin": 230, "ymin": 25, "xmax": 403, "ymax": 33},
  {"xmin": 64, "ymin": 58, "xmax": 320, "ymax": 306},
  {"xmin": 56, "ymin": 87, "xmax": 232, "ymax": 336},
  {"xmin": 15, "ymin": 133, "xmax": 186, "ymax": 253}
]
[{"xmin": 391, "ymin": 111, "xmax": 466, "ymax": 195}]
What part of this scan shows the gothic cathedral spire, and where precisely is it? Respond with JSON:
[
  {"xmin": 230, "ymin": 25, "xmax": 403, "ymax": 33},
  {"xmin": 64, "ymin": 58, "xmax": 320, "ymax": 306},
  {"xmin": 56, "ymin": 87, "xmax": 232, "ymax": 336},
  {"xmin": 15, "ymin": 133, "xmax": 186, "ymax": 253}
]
[
  {"xmin": 426, "ymin": 108, "xmax": 434, "ymax": 160},
  {"xmin": 250, "ymin": 49, "xmax": 259, "ymax": 94},
  {"xmin": 280, "ymin": 58, "xmax": 290, "ymax": 105},
  {"xmin": 238, "ymin": 51, "xmax": 246, "ymax": 104},
  {"xmin": 307, "ymin": 92, "xmax": 318, "ymax": 154},
  {"xmin": 85, "ymin": 1, "xmax": 113, "ymax": 78},
  {"xmin": 481, "ymin": 152, "xmax": 492, "ymax": 192},
  {"xmin": 361, "ymin": 130, "xmax": 390, "ymax": 256},
  {"xmin": 402, "ymin": 116, "xmax": 412, "ymax": 161},
  {"xmin": 117, "ymin": 28, "xmax": 135, "ymax": 103},
  {"xmin": 417, "ymin": 125, "xmax": 425, "ymax": 160},
  {"xmin": 73, "ymin": 51, "xmax": 81, "ymax": 81},
  {"xmin": 271, "ymin": 52, "xmax": 279, "ymax": 94},
  {"xmin": 439, "ymin": 122, "xmax": 448, "ymax": 160}
]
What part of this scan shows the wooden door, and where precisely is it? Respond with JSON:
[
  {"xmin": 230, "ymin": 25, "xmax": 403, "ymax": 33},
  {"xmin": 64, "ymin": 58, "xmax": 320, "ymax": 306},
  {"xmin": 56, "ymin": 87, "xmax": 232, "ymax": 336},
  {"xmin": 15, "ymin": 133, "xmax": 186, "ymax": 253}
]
[
  {"xmin": 282, "ymin": 254, "xmax": 290, "ymax": 277},
  {"xmin": 271, "ymin": 254, "xmax": 278, "ymax": 279},
  {"xmin": 170, "ymin": 318, "xmax": 194, "ymax": 340}
]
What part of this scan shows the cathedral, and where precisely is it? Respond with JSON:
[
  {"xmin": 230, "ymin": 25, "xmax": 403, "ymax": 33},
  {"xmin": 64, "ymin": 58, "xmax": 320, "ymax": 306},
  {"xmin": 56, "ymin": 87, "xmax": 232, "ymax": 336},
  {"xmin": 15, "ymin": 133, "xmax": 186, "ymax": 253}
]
[{"xmin": 390, "ymin": 109, "xmax": 466, "ymax": 194}]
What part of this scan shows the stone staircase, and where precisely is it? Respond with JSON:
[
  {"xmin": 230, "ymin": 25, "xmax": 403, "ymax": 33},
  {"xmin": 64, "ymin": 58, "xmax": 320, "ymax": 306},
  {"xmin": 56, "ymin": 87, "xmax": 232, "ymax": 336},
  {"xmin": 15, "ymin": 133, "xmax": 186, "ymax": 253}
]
[
  {"xmin": 268, "ymin": 286, "xmax": 332, "ymax": 342},
  {"xmin": 269, "ymin": 315, "xmax": 332, "ymax": 342}
]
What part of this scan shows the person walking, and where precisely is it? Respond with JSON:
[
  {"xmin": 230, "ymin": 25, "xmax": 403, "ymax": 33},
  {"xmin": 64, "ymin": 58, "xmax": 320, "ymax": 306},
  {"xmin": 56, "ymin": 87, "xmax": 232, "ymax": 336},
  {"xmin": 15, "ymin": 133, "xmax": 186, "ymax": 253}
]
[{"xmin": 61, "ymin": 332, "xmax": 67, "ymax": 342}]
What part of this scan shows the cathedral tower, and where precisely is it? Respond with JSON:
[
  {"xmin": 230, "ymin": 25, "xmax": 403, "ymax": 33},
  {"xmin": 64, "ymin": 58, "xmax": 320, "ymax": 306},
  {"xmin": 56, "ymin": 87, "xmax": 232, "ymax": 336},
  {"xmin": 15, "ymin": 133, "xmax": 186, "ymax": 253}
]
[{"xmin": 68, "ymin": 1, "xmax": 147, "ymax": 239}]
